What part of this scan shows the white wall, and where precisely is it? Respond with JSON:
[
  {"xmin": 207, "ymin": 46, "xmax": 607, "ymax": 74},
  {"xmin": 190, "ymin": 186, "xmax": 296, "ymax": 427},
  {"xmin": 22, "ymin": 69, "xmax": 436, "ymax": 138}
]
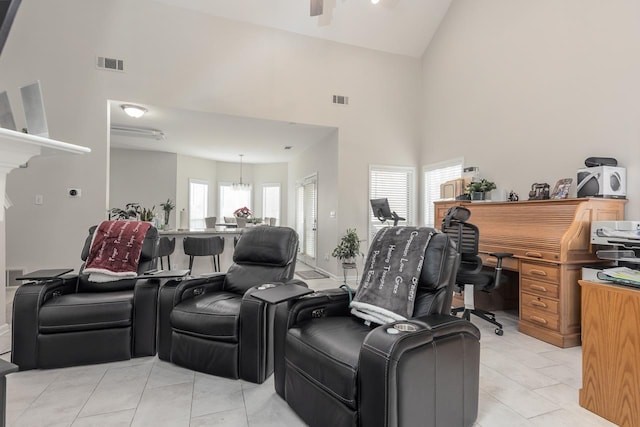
[
  {"xmin": 1, "ymin": 0, "xmax": 421, "ymax": 273},
  {"xmin": 289, "ymin": 130, "xmax": 340, "ymax": 275},
  {"xmin": 110, "ymin": 148, "xmax": 177, "ymax": 227},
  {"xmin": 420, "ymin": 0, "xmax": 640, "ymax": 216}
]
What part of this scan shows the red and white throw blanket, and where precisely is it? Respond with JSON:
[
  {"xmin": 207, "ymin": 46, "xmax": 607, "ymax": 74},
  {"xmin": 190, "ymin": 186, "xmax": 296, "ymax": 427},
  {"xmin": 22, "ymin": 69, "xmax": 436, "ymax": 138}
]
[{"xmin": 84, "ymin": 221, "xmax": 152, "ymax": 282}]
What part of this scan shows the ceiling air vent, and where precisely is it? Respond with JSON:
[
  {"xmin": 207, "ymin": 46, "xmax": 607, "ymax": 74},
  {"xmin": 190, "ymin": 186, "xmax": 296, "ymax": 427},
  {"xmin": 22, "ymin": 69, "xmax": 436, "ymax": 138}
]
[
  {"xmin": 332, "ymin": 95, "xmax": 349, "ymax": 105},
  {"xmin": 96, "ymin": 56, "xmax": 124, "ymax": 72}
]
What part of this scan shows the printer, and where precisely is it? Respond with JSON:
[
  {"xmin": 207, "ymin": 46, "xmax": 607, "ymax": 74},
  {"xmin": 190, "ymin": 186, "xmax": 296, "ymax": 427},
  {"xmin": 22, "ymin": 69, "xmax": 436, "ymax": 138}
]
[{"xmin": 586, "ymin": 221, "xmax": 640, "ymax": 282}]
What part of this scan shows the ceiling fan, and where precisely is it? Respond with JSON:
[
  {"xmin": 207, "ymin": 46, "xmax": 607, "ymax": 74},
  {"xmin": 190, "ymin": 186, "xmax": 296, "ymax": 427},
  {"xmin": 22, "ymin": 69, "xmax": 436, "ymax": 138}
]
[{"xmin": 310, "ymin": 0, "xmax": 323, "ymax": 16}]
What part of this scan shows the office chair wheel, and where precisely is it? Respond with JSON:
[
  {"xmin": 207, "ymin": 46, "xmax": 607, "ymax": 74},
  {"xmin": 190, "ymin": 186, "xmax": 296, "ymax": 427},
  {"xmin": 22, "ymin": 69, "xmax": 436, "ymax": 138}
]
[{"xmin": 495, "ymin": 328, "xmax": 503, "ymax": 336}]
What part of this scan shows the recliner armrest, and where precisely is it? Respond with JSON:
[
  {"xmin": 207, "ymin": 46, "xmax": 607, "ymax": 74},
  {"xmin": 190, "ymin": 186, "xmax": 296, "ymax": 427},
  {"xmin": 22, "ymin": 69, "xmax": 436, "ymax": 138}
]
[
  {"xmin": 174, "ymin": 273, "xmax": 226, "ymax": 303},
  {"xmin": 12, "ymin": 276, "xmax": 78, "ymax": 370},
  {"xmin": 359, "ymin": 314, "xmax": 481, "ymax": 427}
]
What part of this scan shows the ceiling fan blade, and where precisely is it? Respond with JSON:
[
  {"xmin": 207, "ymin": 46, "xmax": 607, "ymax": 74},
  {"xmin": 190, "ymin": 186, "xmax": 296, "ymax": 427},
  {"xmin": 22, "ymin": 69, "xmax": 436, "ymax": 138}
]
[{"xmin": 310, "ymin": 0, "xmax": 323, "ymax": 16}]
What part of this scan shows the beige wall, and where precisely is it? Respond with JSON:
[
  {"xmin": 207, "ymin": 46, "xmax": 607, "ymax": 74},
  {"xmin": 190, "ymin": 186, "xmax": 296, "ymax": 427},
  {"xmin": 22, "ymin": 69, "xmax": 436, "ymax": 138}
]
[
  {"xmin": 289, "ymin": 130, "xmax": 340, "ymax": 275},
  {"xmin": 420, "ymin": 0, "xmax": 640, "ymax": 216},
  {"xmin": 110, "ymin": 148, "xmax": 178, "ymax": 227},
  {"xmin": 1, "ymin": 0, "xmax": 421, "ymax": 273}
]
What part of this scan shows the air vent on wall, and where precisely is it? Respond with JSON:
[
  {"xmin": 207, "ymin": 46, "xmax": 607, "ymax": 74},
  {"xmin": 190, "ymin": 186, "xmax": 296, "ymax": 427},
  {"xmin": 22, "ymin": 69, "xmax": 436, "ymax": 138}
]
[
  {"xmin": 96, "ymin": 56, "xmax": 124, "ymax": 72},
  {"xmin": 332, "ymin": 95, "xmax": 349, "ymax": 105}
]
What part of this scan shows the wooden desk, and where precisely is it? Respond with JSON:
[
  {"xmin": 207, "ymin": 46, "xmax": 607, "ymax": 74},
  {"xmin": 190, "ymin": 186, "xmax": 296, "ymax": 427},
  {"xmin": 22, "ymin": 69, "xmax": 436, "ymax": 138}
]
[
  {"xmin": 579, "ymin": 280, "xmax": 640, "ymax": 426},
  {"xmin": 435, "ymin": 198, "xmax": 625, "ymax": 347}
]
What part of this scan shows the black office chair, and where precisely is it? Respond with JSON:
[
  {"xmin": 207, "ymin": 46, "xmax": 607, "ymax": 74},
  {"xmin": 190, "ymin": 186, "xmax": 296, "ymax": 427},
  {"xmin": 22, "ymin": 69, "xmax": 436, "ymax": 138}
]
[
  {"xmin": 157, "ymin": 236, "xmax": 176, "ymax": 270},
  {"xmin": 183, "ymin": 236, "xmax": 225, "ymax": 273},
  {"xmin": 441, "ymin": 206, "xmax": 512, "ymax": 336}
]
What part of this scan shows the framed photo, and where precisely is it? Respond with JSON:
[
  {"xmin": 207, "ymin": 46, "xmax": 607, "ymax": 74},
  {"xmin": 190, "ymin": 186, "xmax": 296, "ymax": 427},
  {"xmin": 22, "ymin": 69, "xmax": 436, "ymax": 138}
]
[{"xmin": 551, "ymin": 178, "xmax": 572, "ymax": 199}]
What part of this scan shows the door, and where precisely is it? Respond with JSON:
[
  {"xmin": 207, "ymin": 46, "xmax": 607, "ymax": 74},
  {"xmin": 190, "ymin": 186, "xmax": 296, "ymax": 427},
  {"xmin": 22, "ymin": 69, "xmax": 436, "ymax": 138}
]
[{"xmin": 296, "ymin": 174, "xmax": 317, "ymax": 265}]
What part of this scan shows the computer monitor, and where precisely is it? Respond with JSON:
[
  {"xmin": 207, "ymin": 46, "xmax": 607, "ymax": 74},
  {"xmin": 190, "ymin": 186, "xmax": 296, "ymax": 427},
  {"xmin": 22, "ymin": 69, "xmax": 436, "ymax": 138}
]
[{"xmin": 370, "ymin": 198, "xmax": 393, "ymax": 221}]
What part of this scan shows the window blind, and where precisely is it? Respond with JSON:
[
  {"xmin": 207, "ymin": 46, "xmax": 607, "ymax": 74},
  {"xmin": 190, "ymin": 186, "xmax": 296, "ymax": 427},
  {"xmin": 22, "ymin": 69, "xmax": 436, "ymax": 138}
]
[
  {"xmin": 423, "ymin": 159, "xmax": 463, "ymax": 227},
  {"xmin": 369, "ymin": 166, "xmax": 415, "ymax": 241}
]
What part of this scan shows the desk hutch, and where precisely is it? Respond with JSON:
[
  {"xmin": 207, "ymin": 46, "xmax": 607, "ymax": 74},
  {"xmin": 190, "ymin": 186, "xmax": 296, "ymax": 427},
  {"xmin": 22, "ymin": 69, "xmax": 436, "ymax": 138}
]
[{"xmin": 434, "ymin": 198, "xmax": 625, "ymax": 347}]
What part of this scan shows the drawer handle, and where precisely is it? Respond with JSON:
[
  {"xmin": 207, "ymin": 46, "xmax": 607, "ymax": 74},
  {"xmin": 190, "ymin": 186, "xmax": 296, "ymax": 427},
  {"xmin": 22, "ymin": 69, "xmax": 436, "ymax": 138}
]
[
  {"xmin": 531, "ymin": 300, "xmax": 547, "ymax": 308},
  {"xmin": 526, "ymin": 251, "xmax": 543, "ymax": 258},
  {"xmin": 529, "ymin": 315, "xmax": 548, "ymax": 325},
  {"xmin": 530, "ymin": 284, "xmax": 548, "ymax": 293},
  {"xmin": 529, "ymin": 269, "xmax": 547, "ymax": 277}
]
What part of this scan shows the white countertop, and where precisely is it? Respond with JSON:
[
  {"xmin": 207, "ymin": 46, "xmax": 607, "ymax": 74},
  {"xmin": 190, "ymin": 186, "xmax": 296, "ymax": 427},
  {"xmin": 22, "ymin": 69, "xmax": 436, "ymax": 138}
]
[{"xmin": 159, "ymin": 227, "xmax": 242, "ymax": 236}]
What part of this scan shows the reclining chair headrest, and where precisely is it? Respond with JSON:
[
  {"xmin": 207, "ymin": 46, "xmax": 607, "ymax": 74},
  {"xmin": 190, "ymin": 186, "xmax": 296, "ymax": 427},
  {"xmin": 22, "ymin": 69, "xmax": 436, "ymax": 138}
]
[
  {"xmin": 233, "ymin": 226, "xmax": 298, "ymax": 267},
  {"xmin": 81, "ymin": 224, "xmax": 158, "ymax": 263}
]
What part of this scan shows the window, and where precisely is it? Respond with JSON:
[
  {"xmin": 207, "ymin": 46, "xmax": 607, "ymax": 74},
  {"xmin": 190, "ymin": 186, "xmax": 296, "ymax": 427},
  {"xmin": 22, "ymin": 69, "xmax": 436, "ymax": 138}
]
[
  {"xmin": 262, "ymin": 184, "xmax": 281, "ymax": 225},
  {"xmin": 189, "ymin": 179, "xmax": 208, "ymax": 229},
  {"xmin": 369, "ymin": 165, "xmax": 415, "ymax": 241},
  {"xmin": 219, "ymin": 183, "xmax": 251, "ymax": 220},
  {"xmin": 423, "ymin": 159, "xmax": 463, "ymax": 227}
]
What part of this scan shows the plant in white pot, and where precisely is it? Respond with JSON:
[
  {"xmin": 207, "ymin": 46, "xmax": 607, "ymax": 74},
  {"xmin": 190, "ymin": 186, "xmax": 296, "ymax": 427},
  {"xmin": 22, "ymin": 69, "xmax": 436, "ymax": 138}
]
[{"xmin": 332, "ymin": 228, "xmax": 363, "ymax": 267}]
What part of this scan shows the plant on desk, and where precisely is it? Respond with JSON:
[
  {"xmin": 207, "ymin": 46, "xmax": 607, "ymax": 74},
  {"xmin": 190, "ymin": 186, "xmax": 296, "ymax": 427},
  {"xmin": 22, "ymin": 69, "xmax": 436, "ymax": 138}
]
[{"xmin": 466, "ymin": 179, "xmax": 496, "ymax": 201}]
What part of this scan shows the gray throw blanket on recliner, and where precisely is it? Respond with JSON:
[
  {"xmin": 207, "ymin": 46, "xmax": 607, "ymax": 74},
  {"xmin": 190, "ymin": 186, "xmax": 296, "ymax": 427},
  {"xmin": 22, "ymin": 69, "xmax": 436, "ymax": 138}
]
[{"xmin": 350, "ymin": 227, "xmax": 434, "ymax": 325}]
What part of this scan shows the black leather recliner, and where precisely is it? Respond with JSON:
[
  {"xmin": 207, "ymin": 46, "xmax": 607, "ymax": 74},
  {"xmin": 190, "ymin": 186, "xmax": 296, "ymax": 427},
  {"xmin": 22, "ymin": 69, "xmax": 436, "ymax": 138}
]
[
  {"xmin": 273, "ymin": 228, "xmax": 481, "ymax": 427},
  {"xmin": 11, "ymin": 224, "xmax": 159, "ymax": 370},
  {"xmin": 158, "ymin": 226, "xmax": 300, "ymax": 384}
]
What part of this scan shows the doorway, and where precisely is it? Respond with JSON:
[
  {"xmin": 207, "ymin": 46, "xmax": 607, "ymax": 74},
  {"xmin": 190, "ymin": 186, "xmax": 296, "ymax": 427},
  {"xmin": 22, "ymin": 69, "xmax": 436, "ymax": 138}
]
[{"xmin": 296, "ymin": 173, "xmax": 317, "ymax": 266}]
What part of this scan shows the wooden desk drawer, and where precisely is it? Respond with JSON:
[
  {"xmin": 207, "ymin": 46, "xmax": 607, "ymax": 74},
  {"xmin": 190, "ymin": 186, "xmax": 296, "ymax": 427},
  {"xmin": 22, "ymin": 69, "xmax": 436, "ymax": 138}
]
[
  {"xmin": 521, "ymin": 306, "xmax": 560, "ymax": 331},
  {"xmin": 521, "ymin": 261, "xmax": 560, "ymax": 283},
  {"xmin": 521, "ymin": 278, "xmax": 559, "ymax": 299},
  {"xmin": 521, "ymin": 291, "xmax": 559, "ymax": 315},
  {"xmin": 480, "ymin": 253, "xmax": 519, "ymax": 271}
]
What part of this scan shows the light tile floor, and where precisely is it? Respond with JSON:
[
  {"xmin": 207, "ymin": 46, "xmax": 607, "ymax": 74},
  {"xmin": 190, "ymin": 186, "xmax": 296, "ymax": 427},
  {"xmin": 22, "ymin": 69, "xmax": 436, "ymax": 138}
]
[{"xmin": 0, "ymin": 270, "xmax": 616, "ymax": 427}]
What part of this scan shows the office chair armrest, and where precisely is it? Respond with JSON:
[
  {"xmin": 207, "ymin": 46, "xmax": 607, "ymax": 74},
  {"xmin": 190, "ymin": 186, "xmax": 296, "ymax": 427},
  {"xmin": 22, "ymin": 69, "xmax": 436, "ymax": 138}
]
[{"xmin": 488, "ymin": 252, "xmax": 514, "ymax": 260}]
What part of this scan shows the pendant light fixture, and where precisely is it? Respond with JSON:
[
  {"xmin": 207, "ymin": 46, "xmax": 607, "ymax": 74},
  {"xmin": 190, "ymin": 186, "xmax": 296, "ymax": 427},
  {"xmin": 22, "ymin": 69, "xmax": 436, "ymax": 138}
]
[{"xmin": 232, "ymin": 154, "xmax": 251, "ymax": 190}]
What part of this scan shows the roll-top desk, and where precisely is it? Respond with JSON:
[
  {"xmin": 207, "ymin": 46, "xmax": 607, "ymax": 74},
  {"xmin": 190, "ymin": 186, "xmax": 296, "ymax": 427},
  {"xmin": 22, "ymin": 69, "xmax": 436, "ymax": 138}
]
[{"xmin": 434, "ymin": 198, "xmax": 626, "ymax": 347}]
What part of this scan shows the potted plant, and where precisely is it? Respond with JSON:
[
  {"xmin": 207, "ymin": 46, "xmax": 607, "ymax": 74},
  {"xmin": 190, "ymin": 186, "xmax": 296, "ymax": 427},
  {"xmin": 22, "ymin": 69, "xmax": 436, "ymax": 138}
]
[
  {"xmin": 160, "ymin": 198, "xmax": 175, "ymax": 228},
  {"xmin": 466, "ymin": 179, "xmax": 496, "ymax": 201},
  {"xmin": 332, "ymin": 228, "xmax": 363, "ymax": 267},
  {"xmin": 108, "ymin": 203, "xmax": 155, "ymax": 221}
]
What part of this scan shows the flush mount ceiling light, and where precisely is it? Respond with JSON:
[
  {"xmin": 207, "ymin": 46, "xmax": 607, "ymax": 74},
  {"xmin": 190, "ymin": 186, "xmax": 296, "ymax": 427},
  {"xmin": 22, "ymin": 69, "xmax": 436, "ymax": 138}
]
[
  {"xmin": 232, "ymin": 154, "xmax": 251, "ymax": 190},
  {"xmin": 371, "ymin": 0, "xmax": 380, "ymax": 4},
  {"xmin": 121, "ymin": 104, "xmax": 148, "ymax": 118}
]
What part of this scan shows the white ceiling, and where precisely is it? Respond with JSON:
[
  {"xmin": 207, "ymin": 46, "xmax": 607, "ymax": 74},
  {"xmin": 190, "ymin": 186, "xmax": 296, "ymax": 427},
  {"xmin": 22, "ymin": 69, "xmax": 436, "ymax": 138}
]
[
  {"xmin": 109, "ymin": 102, "xmax": 337, "ymax": 164},
  {"xmin": 153, "ymin": 0, "xmax": 452, "ymax": 58},
  {"xmin": 111, "ymin": 1, "xmax": 452, "ymax": 163}
]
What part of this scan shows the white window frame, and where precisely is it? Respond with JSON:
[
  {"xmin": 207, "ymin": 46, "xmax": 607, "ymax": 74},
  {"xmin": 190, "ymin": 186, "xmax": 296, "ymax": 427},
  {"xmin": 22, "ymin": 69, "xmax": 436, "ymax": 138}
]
[
  {"xmin": 422, "ymin": 158, "xmax": 464, "ymax": 227},
  {"xmin": 262, "ymin": 183, "xmax": 281, "ymax": 225},
  {"xmin": 368, "ymin": 165, "xmax": 416, "ymax": 241},
  {"xmin": 189, "ymin": 178, "xmax": 209, "ymax": 229},
  {"xmin": 218, "ymin": 182, "xmax": 252, "ymax": 220}
]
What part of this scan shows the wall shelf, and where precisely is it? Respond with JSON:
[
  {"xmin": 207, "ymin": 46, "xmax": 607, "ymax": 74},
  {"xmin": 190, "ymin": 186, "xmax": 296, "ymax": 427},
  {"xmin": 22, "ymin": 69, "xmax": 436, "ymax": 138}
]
[{"xmin": 0, "ymin": 127, "xmax": 90, "ymax": 221}]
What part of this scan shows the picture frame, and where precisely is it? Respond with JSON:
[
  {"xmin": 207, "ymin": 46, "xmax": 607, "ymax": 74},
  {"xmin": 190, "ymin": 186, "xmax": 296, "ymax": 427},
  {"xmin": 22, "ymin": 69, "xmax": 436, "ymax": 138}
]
[{"xmin": 551, "ymin": 178, "xmax": 572, "ymax": 199}]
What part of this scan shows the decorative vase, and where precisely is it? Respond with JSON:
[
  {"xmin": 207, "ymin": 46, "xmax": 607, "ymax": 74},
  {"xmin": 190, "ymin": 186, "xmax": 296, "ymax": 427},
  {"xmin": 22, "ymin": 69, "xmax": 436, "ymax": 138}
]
[{"xmin": 471, "ymin": 191, "xmax": 486, "ymax": 201}]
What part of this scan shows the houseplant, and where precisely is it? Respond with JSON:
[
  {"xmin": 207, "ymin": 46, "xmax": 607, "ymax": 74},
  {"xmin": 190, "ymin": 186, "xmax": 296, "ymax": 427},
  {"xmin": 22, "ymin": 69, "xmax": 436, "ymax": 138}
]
[
  {"xmin": 108, "ymin": 203, "xmax": 155, "ymax": 221},
  {"xmin": 332, "ymin": 228, "xmax": 363, "ymax": 266},
  {"xmin": 466, "ymin": 179, "xmax": 496, "ymax": 200},
  {"xmin": 160, "ymin": 198, "xmax": 175, "ymax": 228}
]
